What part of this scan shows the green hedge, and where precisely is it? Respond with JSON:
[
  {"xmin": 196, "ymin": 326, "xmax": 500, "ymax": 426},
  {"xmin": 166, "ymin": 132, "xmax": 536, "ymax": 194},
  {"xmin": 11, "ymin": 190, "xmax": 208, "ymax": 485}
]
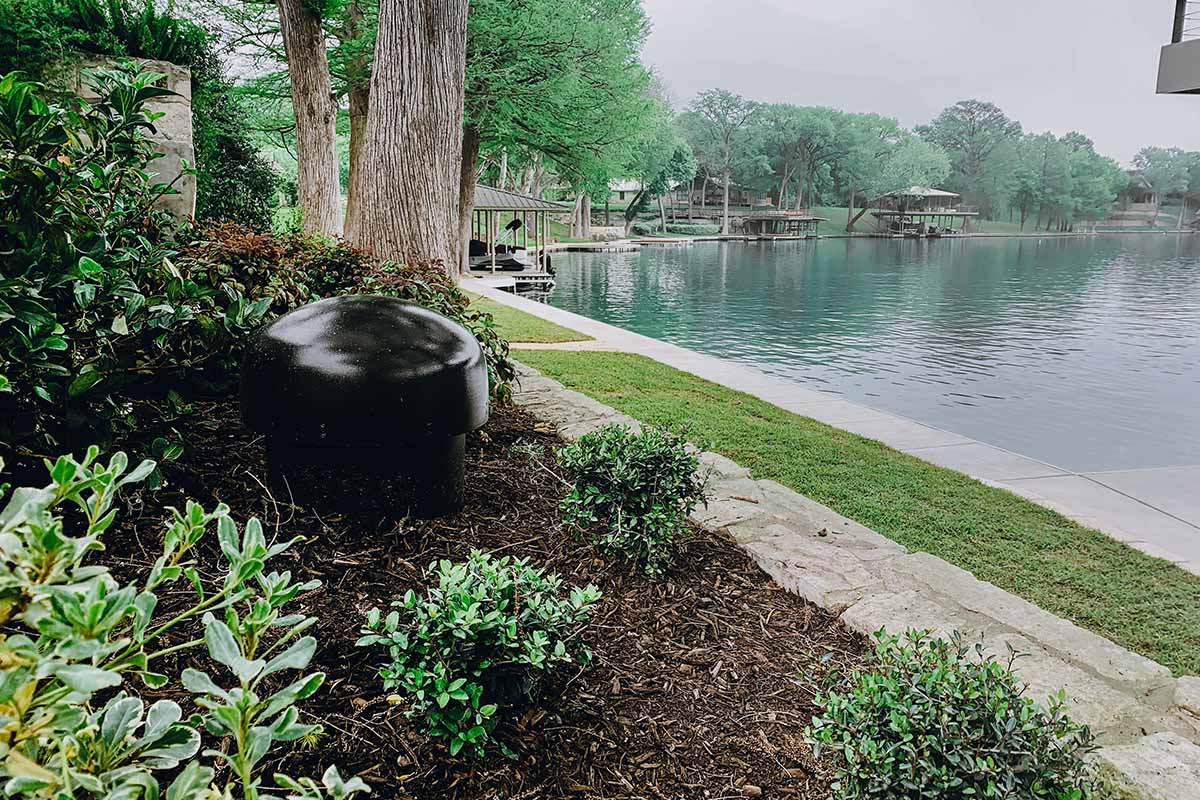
[{"xmin": 631, "ymin": 222, "xmax": 721, "ymax": 236}]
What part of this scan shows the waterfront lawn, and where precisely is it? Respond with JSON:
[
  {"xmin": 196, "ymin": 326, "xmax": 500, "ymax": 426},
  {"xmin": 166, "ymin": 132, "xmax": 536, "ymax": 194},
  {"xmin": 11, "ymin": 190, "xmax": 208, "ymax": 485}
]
[
  {"xmin": 516, "ymin": 348, "xmax": 1200, "ymax": 676},
  {"xmin": 467, "ymin": 293, "xmax": 593, "ymax": 343}
]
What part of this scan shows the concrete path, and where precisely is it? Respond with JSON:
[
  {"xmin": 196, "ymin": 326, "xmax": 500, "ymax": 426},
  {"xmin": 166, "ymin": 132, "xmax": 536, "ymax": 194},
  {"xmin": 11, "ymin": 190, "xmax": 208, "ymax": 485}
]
[{"xmin": 464, "ymin": 279, "xmax": 1200, "ymax": 574}]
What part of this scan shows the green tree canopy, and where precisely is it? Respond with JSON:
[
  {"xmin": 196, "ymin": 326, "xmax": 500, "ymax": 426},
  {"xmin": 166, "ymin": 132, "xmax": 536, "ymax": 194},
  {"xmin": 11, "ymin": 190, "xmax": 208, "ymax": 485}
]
[
  {"xmin": 464, "ymin": 0, "xmax": 655, "ymax": 194},
  {"xmin": 917, "ymin": 99, "xmax": 1022, "ymax": 215}
]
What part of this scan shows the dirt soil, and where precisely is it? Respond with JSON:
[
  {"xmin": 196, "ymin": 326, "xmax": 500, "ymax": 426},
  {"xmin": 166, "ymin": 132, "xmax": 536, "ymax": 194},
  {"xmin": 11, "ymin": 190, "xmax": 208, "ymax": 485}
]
[{"xmin": 86, "ymin": 400, "xmax": 864, "ymax": 799}]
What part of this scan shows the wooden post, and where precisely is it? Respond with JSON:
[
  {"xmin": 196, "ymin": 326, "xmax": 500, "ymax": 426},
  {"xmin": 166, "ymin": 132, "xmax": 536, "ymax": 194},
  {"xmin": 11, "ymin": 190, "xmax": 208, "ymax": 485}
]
[
  {"xmin": 490, "ymin": 211, "xmax": 496, "ymax": 274},
  {"xmin": 537, "ymin": 211, "xmax": 544, "ymax": 272}
]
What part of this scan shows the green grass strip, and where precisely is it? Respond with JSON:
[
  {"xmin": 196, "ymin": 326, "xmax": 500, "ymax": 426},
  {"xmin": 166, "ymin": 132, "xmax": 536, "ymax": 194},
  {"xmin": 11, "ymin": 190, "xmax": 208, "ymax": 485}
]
[
  {"xmin": 515, "ymin": 349, "xmax": 1200, "ymax": 675},
  {"xmin": 466, "ymin": 293, "xmax": 592, "ymax": 344}
]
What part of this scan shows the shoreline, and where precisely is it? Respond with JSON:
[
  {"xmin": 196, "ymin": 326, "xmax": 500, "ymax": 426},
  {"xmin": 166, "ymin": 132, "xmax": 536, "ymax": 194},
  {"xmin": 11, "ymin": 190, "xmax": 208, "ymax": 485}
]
[
  {"xmin": 463, "ymin": 278, "xmax": 1200, "ymax": 574},
  {"xmin": 548, "ymin": 228, "xmax": 1200, "ymax": 251}
]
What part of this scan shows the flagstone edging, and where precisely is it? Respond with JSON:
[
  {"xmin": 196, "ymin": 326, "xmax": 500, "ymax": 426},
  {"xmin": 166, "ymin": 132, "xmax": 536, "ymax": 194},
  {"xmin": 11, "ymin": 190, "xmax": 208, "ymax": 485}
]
[{"xmin": 511, "ymin": 361, "xmax": 1200, "ymax": 800}]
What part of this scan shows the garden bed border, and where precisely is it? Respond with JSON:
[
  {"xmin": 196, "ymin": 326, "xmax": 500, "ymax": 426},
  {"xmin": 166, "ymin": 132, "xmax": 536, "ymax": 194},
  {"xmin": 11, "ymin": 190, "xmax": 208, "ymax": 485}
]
[{"xmin": 511, "ymin": 360, "xmax": 1200, "ymax": 800}]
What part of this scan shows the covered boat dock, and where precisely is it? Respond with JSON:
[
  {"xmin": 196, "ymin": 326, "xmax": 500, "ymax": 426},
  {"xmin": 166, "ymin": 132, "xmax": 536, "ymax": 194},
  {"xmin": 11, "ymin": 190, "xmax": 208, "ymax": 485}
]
[
  {"xmin": 741, "ymin": 211, "xmax": 826, "ymax": 238},
  {"xmin": 870, "ymin": 187, "xmax": 978, "ymax": 237},
  {"xmin": 469, "ymin": 185, "xmax": 570, "ymax": 288}
]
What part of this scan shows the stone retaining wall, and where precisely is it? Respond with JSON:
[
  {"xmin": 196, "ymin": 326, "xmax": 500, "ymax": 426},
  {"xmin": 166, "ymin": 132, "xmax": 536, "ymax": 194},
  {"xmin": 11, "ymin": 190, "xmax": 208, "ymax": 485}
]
[
  {"xmin": 72, "ymin": 57, "xmax": 196, "ymax": 220},
  {"xmin": 511, "ymin": 361, "xmax": 1200, "ymax": 799}
]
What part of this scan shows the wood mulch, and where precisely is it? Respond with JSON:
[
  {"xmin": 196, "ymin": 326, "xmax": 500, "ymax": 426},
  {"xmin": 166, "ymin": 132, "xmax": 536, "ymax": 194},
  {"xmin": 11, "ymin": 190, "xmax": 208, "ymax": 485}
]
[{"xmin": 87, "ymin": 400, "xmax": 864, "ymax": 799}]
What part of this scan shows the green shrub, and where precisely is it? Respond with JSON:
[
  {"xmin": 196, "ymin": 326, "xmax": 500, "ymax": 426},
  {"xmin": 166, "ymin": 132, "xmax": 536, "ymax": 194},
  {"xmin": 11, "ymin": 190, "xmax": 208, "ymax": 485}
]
[
  {"xmin": 357, "ymin": 551, "xmax": 601, "ymax": 756},
  {"xmin": 0, "ymin": 446, "xmax": 365, "ymax": 799},
  {"xmin": 666, "ymin": 223, "xmax": 720, "ymax": 235},
  {"xmin": 0, "ymin": 67, "xmax": 271, "ymax": 448},
  {"xmin": 0, "ymin": 0, "xmax": 279, "ymax": 228},
  {"xmin": 191, "ymin": 52, "xmax": 279, "ymax": 229},
  {"xmin": 558, "ymin": 424, "xmax": 708, "ymax": 575},
  {"xmin": 183, "ymin": 224, "xmax": 518, "ymax": 403},
  {"xmin": 808, "ymin": 630, "xmax": 1096, "ymax": 800},
  {"xmin": 630, "ymin": 222, "xmax": 720, "ymax": 236}
]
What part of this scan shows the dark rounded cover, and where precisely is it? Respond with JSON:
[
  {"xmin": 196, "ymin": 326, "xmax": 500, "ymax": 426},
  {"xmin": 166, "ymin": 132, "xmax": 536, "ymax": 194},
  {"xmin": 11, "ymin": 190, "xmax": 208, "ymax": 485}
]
[{"xmin": 241, "ymin": 295, "xmax": 489, "ymax": 445}]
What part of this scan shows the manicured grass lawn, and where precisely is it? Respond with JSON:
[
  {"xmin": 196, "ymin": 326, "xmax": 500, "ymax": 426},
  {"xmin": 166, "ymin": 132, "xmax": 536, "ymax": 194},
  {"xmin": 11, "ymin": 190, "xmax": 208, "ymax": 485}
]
[
  {"xmin": 466, "ymin": 293, "xmax": 592, "ymax": 343},
  {"xmin": 515, "ymin": 349, "xmax": 1200, "ymax": 675}
]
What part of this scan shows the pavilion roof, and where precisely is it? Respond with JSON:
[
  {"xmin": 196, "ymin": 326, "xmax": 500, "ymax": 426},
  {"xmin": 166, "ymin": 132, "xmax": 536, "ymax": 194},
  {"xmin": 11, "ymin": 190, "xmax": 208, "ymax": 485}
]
[
  {"xmin": 473, "ymin": 185, "xmax": 571, "ymax": 212},
  {"xmin": 877, "ymin": 186, "xmax": 961, "ymax": 200}
]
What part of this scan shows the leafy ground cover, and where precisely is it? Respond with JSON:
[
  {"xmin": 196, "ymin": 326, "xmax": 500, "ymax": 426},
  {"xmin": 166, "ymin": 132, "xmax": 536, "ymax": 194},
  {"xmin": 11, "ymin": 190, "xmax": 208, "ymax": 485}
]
[
  {"xmin": 516, "ymin": 349, "xmax": 1200, "ymax": 676},
  {"xmin": 22, "ymin": 401, "xmax": 863, "ymax": 799}
]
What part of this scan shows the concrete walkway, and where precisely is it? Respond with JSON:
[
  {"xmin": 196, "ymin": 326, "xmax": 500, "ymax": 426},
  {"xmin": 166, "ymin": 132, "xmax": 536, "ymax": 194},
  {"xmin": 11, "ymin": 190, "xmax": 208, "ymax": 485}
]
[{"xmin": 464, "ymin": 279, "xmax": 1200, "ymax": 575}]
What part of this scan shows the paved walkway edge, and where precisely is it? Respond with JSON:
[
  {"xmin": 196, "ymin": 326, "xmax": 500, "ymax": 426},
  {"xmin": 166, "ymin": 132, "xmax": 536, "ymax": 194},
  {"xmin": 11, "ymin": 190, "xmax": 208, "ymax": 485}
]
[{"xmin": 510, "ymin": 361, "xmax": 1200, "ymax": 799}]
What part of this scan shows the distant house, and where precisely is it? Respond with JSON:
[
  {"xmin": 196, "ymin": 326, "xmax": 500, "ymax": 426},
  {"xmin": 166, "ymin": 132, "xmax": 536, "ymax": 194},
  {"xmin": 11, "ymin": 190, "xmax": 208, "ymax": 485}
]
[
  {"xmin": 672, "ymin": 176, "xmax": 771, "ymax": 208},
  {"xmin": 1120, "ymin": 171, "xmax": 1159, "ymax": 207},
  {"xmin": 609, "ymin": 179, "xmax": 642, "ymax": 204},
  {"xmin": 1108, "ymin": 172, "xmax": 1165, "ymax": 228}
]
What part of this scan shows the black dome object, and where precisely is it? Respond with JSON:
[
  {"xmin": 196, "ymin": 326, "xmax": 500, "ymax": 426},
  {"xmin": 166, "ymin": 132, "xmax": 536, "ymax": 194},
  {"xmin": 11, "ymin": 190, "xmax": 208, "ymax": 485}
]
[{"xmin": 240, "ymin": 295, "xmax": 490, "ymax": 517}]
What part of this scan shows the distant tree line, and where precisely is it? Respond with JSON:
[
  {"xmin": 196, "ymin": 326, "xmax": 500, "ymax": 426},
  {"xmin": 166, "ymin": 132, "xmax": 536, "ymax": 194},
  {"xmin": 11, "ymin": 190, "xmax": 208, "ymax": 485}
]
[
  {"xmin": 83, "ymin": 0, "xmax": 1200, "ymax": 268},
  {"xmin": 676, "ymin": 93, "xmax": 1151, "ymax": 234}
]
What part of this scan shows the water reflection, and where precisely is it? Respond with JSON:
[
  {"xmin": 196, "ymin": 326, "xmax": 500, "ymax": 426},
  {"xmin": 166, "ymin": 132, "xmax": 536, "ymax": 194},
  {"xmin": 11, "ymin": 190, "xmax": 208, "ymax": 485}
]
[{"xmin": 549, "ymin": 236, "xmax": 1200, "ymax": 472}]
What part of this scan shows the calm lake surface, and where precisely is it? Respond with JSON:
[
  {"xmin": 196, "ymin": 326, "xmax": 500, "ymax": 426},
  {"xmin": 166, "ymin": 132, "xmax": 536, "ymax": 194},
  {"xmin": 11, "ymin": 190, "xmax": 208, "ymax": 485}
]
[{"xmin": 547, "ymin": 236, "xmax": 1200, "ymax": 473}]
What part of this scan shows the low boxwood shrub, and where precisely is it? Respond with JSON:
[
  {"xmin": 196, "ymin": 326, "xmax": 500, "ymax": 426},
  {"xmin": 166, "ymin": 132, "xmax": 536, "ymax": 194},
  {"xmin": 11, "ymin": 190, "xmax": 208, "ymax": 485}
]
[
  {"xmin": 558, "ymin": 424, "xmax": 708, "ymax": 576},
  {"xmin": 808, "ymin": 629, "xmax": 1096, "ymax": 800},
  {"xmin": 357, "ymin": 551, "xmax": 601, "ymax": 756},
  {"xmin": 0, "ymin": 446, "xmax": 364, "ymax": 798}
]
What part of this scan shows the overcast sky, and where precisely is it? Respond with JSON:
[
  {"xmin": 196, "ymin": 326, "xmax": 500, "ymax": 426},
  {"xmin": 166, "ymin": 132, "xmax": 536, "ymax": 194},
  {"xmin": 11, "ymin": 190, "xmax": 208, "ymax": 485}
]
[{"xmin": 640, "ymin": 0, "xmax": 1198, "ymax": 165}]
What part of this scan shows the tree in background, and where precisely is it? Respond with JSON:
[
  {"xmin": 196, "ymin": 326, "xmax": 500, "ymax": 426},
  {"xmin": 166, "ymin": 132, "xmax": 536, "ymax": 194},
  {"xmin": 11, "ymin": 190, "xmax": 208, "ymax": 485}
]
[
  {"xmin": 619, "ymin": 107, "xmax": 696, "ymax": 234},
  {"xmin": 867, "ymin": 135, "xmax": 951, "ymax": 200},
  {"xmin": 276, "ymin": 0, "xmax": 341, "ymax": 237},
  {"xmin": 685, "ymin": 89, "xmax": 757, "ymax": 233},
  {"xmin": 335, "ymin": 0, "xmax": 375, "ymax": 225},
  {"xmin": 832, "ymin": 114, "xmax": 903, "ymax": 230},
  {"xmin": 676, "ymin": 110, "xmax": 724, "ymax": 217},
  {"xmin": 746, "ymin": 105, "xmax": 848, "ymax": 211},
  {"xmin": 1005, "ymin": 132, "xmax": 1121, "ymax": 231},
  {"xmin": 1133, "ymin": 146, "xmax": 1192, "ymax": 226},
  {"xmin": 1062, "ymin": 133, "xmax": 1124, "ymax": 229},
  {"xmin": 917, "ymin": 99, "xmax": 1022, "ymax": 217},
  {"xmin": 345, "ymin": 0, "xmax": 468, "ymax": 267},
  {"xmin": 461, "ymin": 0, "xmax": 654, "ymax": 266}
]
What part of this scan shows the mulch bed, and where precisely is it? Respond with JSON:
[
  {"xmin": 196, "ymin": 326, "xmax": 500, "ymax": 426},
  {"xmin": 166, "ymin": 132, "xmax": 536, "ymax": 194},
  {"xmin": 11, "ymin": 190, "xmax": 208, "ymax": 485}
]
[{"xmin": 51, "ymin": 400, "xmax": 865, "ymax": 799}]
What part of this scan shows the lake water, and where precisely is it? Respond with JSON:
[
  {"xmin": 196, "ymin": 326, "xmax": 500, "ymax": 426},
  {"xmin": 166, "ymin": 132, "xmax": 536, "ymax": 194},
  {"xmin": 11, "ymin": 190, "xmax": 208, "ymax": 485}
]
[{"xmin": 547, "ymin": 236, "xmax": 1200, "ymax": 473}]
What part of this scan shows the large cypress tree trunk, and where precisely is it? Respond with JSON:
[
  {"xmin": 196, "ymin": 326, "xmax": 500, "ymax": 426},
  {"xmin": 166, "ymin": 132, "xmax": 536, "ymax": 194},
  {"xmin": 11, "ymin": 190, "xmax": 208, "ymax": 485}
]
[
  {"xmin": 457, "ymin": 125, "xmax": 482, "ymax": 274},
  {"xmin": 346, "ymin": 0, "xmax": 469, "ymax": 272},
  {"xmin": 345, "ymin": 86, "xmax": 369, "ymax": 226},
  {"xmin": 277, "ymin": 0, "xmax": 342, "ymax": 238},
  {"xmin": 343, "ymin": 0, "xmax": 370, "ymax": 227}
]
